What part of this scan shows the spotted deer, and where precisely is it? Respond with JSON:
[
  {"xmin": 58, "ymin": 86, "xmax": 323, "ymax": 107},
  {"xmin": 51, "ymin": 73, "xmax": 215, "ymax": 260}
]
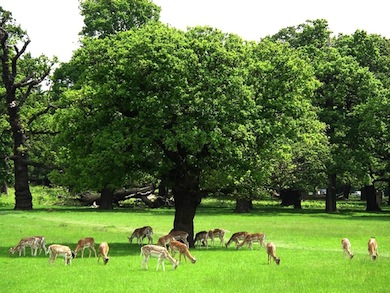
[
  {"xmin": 9, "ymin": 236, "xmax": 42, "ymax": 256},
  {"xmin": 98, "ymin": 242, "xmax": 110, "ymax": 265},
  {"xmin": 208, "ymin": 228, "xmax": 229, "ymax": 246},
  {"xmin": 47, "ymin": 244, "xmax": 75, "ymax": 265},
  {"xmin": 225, "ymin": 231, "xmax": 249, "ymax": 248},
  {"xmin": 341, "ymin": 238, "xmax": 354, "ymax": 259},
  {"xmin": 140, "ymin": 244, "xmax": 179, "ymax": 271},
  {"xmin": 368, "ymin": 238, "xmax": 378, "ymax": 260},
  {"xmin": 128, "ymin": 226, "xmax": 153, "ymax": 245},
  {"xmin": 74, "ymin": 237, "xmax": 97, "ymax": 258},
  {"xmin": 169, "ymin": 240, "xmax": 196, "ymax": 264},
  {"xmin": 266, "ymin": 242, "xmax": 280, "ymax": 265},
  {"xmin": 236, "ymin": 233, "xmax": 266, "ymax": 250}
]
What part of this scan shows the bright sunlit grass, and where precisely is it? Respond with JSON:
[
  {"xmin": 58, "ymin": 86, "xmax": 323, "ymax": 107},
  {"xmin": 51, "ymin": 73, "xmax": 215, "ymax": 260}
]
[{"xmin": 0, "ymin": 189, "xmax": 389, "ymax": 292}]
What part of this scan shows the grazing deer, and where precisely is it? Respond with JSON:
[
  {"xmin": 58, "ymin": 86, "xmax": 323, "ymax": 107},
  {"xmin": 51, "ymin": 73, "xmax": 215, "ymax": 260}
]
[
  {"xmin": 128, "ymin": 226, "xmax": 153, "ymax": 245},
  {"xmin": 157, "ymin": 234, "xmax": 175, "ymax": 247},
  {"xmin": 168, "ymin": 230, "xmax": 190, "ymax": 248},
  {"xmin": 169, "ymin": 240, "xmax": 196, "ymax": 264},
  {"xmin": 34, "ymin": 236, "xmax": 47, "ymax": 255},
  {"xmin": 194, "ymin": 231, "xmax": 208, "ymax": 248},
  {"xmin": 74, "ymin": 237, "xmax": 97, "ymax": 258},
  {"xmin": 368, "ymin": 238, "xmax": 378, "ymax": 260},
  {"xmin": 266, "ymin": 242, "xmax": 280, "ymax": 265},
  {"xmin": 236, "ymin": 233, "xmax": 266, "ymax": 250},
  {"xmin": 225, "ymin": 231, "xmax": 249, "ymax": 248},
  {"xmin": 47, "ymin": 244, "xmax": 75, "ymax": 265},
  {"xmin": 9, "ymin": 236, "xmax": 41, "ymax": 256},
  {"xmin": 208, "ymin": 228, "xmax": 229, "ymax": 246},
  {"xmin": 98, "ymin": 242, "xmax": 110, "ymax": 265},
  {"xmin": 140, "ymin": 244, "xmax": 179, "ymax": 271},
  {"xmin": 341, "ymin": 238, "xmax": 354, "ymax": 259}
]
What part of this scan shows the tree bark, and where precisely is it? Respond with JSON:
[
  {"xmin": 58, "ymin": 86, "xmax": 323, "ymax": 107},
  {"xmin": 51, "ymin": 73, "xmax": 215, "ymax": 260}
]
[
  {"xmin": 364, "ymin": 185, "xmax": 381, "ymax": 212},
  {"xmin": 280, "ymin": 188, "xmax": 302, "ymax": 209},
  {"xmin": 171, "ymin": 170, "xmax": 202, "ymax": 248},
  {"xmin": 234, "ymin": 198, "xmax": 252, "ymax": 213},
  {"xmin": 1, "ymin": 181, "xmax": 8, "ymax": 195},
  {"xmin": 8, "ymin": 91, "xmax": 32, "ymax": 210},
  {"xmin": 99, "ymin": 187, "xmax": 114, "ymax": 210},
  {"xmin": 342, "ymin": 184, "xmax": 351, "ymax": 199},
  {"xmin": 326, "ymin": 173, "xmax": 337, "ymax": 212}
]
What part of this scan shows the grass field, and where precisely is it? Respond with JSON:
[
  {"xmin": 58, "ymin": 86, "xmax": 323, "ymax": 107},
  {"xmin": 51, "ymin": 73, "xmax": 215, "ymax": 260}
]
[{"xmin": 1, "ymin": 188, "xmax": 389, "ymax": 293}]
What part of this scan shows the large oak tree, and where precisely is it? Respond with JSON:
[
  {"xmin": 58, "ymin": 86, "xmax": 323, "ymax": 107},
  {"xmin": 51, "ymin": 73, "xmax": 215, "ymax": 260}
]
[{"xmin": 52, "ymin": 22, "xmax": 326, "ymax": 245}]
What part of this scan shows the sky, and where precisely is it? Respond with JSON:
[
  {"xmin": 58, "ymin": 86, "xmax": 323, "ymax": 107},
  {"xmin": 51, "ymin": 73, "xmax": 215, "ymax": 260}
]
[{"xmin": 1, "ymin": 0, "xmax": 389, "ymax": 62}]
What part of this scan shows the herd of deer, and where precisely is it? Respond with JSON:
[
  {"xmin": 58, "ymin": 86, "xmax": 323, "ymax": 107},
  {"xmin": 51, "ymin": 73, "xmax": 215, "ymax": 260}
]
[
  {"xmin": 8, "ymin": 236, "xmax": 109, "ymax": 266},
  {"xmin": 9, "ymin": 226, "xmax": 379, "ymax": 270}
]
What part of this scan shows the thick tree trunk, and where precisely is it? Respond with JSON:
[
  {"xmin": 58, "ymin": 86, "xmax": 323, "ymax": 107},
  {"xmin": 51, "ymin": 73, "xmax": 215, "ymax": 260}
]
[
  {"xmin": 9, "ymin": 102, "xmax": 32, "ymax": 210},
  {"xmin": 13, "ymin": 156, "xmax": 32, "ymax": 210},
  {"xmin": 99, "ymin": 187, "xmax": 114, "ymax": 210},
  {"xmin": 326, "ymin": 173, "xmax": 337, "ymax": 212},
  {"xmin": 234, "ymin": 198, "xmax": 252, "ymax": 213},
  {"xmin": 171, "ymin": 169, "xmax": 202, "ymax": 248},
  {"xmin": 173, "ymin": 190, "xmax": 200, "ymax": 248},
  {"xmin": 280, "ymin": 188, "xmax": 302, "ymax": 209},
  {"xmin": 364, "ymin": 185, "xmax": 381, "ymax": 212}
]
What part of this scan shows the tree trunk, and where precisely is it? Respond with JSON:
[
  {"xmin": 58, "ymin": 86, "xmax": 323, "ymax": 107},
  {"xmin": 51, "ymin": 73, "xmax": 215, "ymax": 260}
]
[
  {"xmin": 280, "ymin": 188, "xmax": 302, "ymax": 209},
  {"xmin": 1, "ymin": 181, "xmax": 8, "ymax": 195},
  {"xmin": 364, "ymin": 185, "xmax": 381, "ymax": 212},
  {"xmin": 9, "ymin": 101, "xmax": 32, "ymax": 210},
  {"xmin": 99, "ymin": 187, "xmax": 114, "ymax": 210},
  {"xmin": 171, "ymin": 170, "xmax": 202, "ymax": 248},
  {"xmin": 234, "ymin": 198, "xmax": 252, "ymax": 213},
  {"xmin": 342, "ymin": 184, "xmax": 351, "ymax": 199},
  {"xmin": 326, "ymin": 173, "xmax": 337, "ymax": 212}
]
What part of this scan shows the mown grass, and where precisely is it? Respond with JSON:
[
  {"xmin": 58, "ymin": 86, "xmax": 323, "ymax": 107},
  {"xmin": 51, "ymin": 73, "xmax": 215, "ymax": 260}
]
[{"xmin": 0, "ymin": 187, "xmax": 389, "ymax": 293}]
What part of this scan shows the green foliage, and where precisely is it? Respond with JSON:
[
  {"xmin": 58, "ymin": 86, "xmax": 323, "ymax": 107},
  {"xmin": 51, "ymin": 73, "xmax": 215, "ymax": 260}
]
[
  {"xmin": 52, "ymin": 22, "xmax": 327, "ymax": 200},
  {"xmin": 0, "ymin": 202, "xmax": 389, "ymax": 292},
  {"xmin": 270, "ymin": 19, "xmax": 389, "ymax": 193},
  {"xmin": 79, "ymin": 0, "xmax": 161, "ymax": 38}
]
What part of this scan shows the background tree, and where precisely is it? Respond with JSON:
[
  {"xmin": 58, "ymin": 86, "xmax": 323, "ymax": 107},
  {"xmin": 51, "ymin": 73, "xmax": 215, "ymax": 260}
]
[
  {"xmin": 0, "ymin": 8, "xmax": 55, "ymax": 209},
  {"xmin": 80, "ymin": 0, "xmax": 160, "ymax": 38},
  {"xmin": 270, "ymin": 20, "xmax": 384, "ymax": 212}
]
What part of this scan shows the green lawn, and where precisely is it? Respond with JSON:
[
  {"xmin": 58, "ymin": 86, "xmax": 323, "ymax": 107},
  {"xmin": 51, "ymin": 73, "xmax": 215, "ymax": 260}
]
[{"xmin": 1, "ymin": 190, "xmax": 389, "ymax": 293}]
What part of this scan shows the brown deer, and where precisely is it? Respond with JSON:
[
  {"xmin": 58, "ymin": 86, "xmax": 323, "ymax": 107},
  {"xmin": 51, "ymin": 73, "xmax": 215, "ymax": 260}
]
[
  {"xmin": 98, "ymin": 242, "xmax": 110, "ymax": 265},
  {"xmin": 368, "ymin": 238, "xmax": 378, "ymax": 260},
  {"xmin": 194, "ymin": 231, "xmax": 208, "ymax": 248},
  {"xmin": 341, "ymin": 238, "xmax": 354, "ymax": 259},
  {"xmin": 266, "ymin": 242, "xmax": 280, "ymax": 265},
  {"xmin": 236, "ymin": 233, "xmax": 266, "ymax": 250},
  {"xmin": 225, "ymin": 231, "xmax": 249, "ymax": 248},
  {"xmin": 208, "ymin": 228, "xmax": 228, "ymax": 246},
  {"xmin": 169, "ymin": 240, "xmax": 196, "ymax": 263},
  {"xmin": 168, "ymin": 230, "xmax": 190, "ymax": 247},
  {"xmin": 128, "ymin": 226, "xmax": 153, "ymax": 245},
  {"xmin": 74, "ymin": 237, "xmax": 97, "ymax": 258},
  {"xmin": 47, "ymin": 244, "xmax": 75, "ymax": 265},
  {"xmin": 140, "ymin": 245, "xmax": 179, "ymax": 271},
  {"xmin": 157, "ymin": 234, "xmax": 174, "ymax": 247}
]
